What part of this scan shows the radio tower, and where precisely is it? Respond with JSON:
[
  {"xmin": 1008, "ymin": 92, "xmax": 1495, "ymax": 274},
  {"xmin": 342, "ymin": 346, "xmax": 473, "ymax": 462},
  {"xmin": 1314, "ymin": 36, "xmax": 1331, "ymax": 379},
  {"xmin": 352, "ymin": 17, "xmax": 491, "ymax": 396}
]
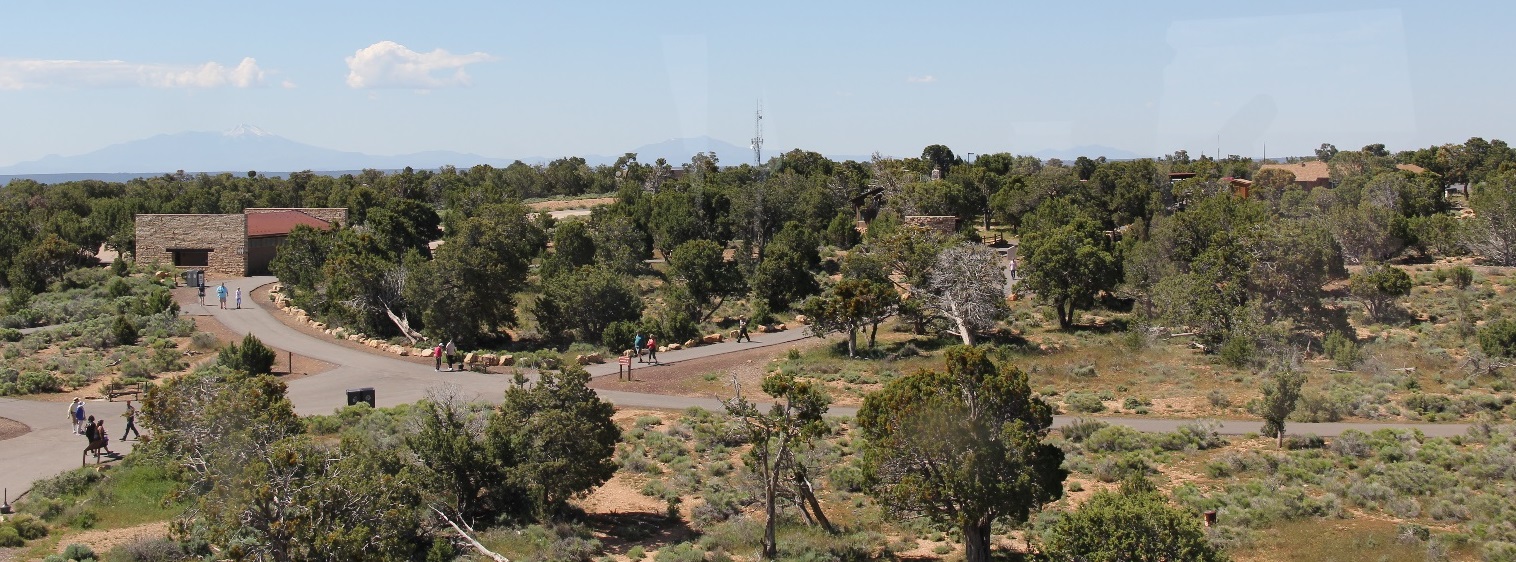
[{"xmin": 750, "ymin": 101, "xmax": 764, "ymax": 166}]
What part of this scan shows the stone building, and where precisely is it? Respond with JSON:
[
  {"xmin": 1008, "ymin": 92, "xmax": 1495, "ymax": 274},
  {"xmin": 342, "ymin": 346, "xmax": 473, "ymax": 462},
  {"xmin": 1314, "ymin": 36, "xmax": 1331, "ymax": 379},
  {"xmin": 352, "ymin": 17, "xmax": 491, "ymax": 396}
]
[{"xmin": 135, "ymin": 208, "xmax": 346, "ymax": 277}]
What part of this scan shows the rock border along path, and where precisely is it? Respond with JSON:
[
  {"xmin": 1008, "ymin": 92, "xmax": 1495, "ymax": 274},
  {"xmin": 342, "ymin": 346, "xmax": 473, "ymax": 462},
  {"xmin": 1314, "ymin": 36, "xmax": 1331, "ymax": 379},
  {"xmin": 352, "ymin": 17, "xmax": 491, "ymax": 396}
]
[{"xmin": 0, "ymin": 275, "xmax": 1471, "ymax": 501}]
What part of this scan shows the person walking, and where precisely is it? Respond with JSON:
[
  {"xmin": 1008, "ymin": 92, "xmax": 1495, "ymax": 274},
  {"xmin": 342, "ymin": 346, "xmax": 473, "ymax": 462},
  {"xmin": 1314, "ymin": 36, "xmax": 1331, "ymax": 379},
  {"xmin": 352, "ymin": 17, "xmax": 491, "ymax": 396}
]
[
  {"xmin": 234, "ymin": 287, "xmax": 242, "ymax": 309},
  {"xmin": 736, "ymin": 317, "xmax": 751, "ymax": 343},
  {"xmin": 197, "ymin": 283, "xmax": 206, "ymax": 305},
  {"xmin": 633, "ymin": 333, "xmax": 645, "ymax": 363},
  {"xmin": 445, "ymin": 340, "xmax": 458, "ymax": 371},
  {"xmin": 83, "ymin": 414, "xmax": 98, "ymax": 444},
  {"xmin": 68, "ymin": 397, "xmax": 82, "ymax": 434},
  {"xmin": 73, "ymin": 399, "xmax": 87, "ymax": 434},
  {"xmin": 121, "ymin": 401, "xmax": 141, "ymax": 441},
  {"xmin": 94, "ymin": 419, "xmax": 114, "ymax": 455},
  {"xmin": 216, "ymin": 283, "xmax": 228, "ymax": 309},
  {"xmin": 434, "ymin": 342, "xmax": 444, "ymax": 371},
  {"xmin": 646, "ymin": 334, "xmax": 659, "ymax": 365}
]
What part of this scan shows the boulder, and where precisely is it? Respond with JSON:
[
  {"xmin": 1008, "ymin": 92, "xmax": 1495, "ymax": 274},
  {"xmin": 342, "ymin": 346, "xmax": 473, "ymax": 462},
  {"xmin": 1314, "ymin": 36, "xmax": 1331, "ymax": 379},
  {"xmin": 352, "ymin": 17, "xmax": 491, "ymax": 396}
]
[
  {"xmin": 479, "ymin": 354, "xmax": 498, "ymax": 366},
  {"xmin": 420, "ymin": 348, "xmax": 435, "ymax": 357},
  {"xmin": 684, "ymin": 339, "xmax": 699, "ymax": 349},
  {"xmin": 346, "ymin": 333, "xmax": 363, "ymax": 342},
  {"xmin": 575, "ymin": 354, "xmax": 591, "ymax": 365},
  {"xmin": 756, "ymin": 324, "xmax": 770, "ymax": 333},
  {"xmin": 702, "ymin": 333, "xmax": 724, "ymax": 344},
  {"xmin": 793, "ymin": 314, "xmax": 809, "ymax": 324},
  {"xmin": 773, "ymin": 323, "xmax": 787, "ymax": 331},
  {"xmin": 388, "ymin": 345, "xmax": 405, "ymax": 355},
  {"xmin": 464, "ymin": 352, "xmax": 478, "ymax": 365},
  {"xmin": 498, "ymin": 354, "xmax": 515, "ymax": 367},
  {"xmin": 658, "ymin": 345, "xmax": 671, "ymax": 353},
  {"xmin": 586, "ymin": 353, "xmax": 604, "ymax": 364}
]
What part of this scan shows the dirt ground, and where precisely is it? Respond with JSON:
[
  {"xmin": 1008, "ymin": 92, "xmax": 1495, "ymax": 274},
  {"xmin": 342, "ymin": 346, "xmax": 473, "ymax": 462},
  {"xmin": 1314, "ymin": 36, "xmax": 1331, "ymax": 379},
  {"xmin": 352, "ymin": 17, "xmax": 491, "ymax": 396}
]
[
  {"xmin": 61, "ymin": 520, "xmax": 172, "ymax": 554},
  {"xmin": 527, "ymin": 197, "xmax": 615, "ymax": 211},
  {"xmin": 587, "ymin": 337, "xmax": 824, "ymax": 402},
  {"xmin": 0, "ymin": 417, "xmax": 29, "ymax": 441}
]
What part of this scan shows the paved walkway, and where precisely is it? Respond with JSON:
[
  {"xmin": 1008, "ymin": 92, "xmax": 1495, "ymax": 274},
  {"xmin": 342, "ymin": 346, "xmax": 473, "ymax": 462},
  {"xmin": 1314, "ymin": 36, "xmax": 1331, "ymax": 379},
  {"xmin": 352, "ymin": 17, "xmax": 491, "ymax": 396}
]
[{"xmin": 0, "ymin": 275, "xmax": 1473, "ymax": 500}]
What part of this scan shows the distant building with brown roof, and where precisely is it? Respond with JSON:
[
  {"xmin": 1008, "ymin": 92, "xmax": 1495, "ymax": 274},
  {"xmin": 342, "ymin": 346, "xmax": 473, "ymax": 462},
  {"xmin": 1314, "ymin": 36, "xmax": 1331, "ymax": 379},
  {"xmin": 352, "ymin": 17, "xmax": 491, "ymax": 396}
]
[
  {"xmin": 135, "ymin": 208, "xmax": 346, "ymax": 277},
  {"xmin": 1258, "ymin": 161, "xmax": 1332, "ymax": 189}
]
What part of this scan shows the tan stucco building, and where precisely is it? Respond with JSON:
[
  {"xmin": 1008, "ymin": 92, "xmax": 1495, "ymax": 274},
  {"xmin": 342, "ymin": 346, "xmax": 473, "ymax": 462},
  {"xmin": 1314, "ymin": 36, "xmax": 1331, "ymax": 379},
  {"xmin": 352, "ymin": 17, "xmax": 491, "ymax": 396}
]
[{"xmin": 135, "ymin": 208, "xmax": 346, "ymax": 276}]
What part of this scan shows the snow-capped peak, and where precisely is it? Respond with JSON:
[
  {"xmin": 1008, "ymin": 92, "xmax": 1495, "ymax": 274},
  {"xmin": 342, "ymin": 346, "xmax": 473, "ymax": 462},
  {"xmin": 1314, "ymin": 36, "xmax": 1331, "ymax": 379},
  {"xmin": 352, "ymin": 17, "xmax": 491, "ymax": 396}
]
[{"xmin": 224, "ymin": 124, "xmax": 272, "ymax": 137}]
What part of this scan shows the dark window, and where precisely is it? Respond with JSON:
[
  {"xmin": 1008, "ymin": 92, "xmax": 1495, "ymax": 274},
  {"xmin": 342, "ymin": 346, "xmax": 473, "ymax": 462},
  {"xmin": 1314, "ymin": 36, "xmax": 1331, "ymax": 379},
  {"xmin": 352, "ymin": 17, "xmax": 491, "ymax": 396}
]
[{"xmin": 172, "ymin": 249, "xmax": 210, "ymax": 267}]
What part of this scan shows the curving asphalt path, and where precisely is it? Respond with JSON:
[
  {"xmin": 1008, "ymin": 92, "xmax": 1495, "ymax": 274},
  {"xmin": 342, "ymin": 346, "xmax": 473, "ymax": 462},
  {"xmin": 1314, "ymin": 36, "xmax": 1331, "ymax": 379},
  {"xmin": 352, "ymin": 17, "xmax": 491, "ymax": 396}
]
[{"xmin": 0, "ymin": 275, "xmax": 1473, "ymax": 501}]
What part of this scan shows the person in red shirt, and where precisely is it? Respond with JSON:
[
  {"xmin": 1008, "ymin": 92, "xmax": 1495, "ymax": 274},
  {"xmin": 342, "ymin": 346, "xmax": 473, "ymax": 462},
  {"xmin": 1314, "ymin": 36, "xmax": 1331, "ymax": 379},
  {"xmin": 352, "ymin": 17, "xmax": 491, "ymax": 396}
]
[{"xmin": 646, "ymin": 335, "xmax": 659, "ymax": 364}]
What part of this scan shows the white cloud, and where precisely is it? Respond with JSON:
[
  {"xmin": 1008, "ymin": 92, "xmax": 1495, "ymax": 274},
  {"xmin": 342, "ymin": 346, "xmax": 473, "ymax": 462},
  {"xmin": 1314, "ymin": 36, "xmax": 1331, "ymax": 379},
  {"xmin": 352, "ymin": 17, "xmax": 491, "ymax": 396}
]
[
  {"xmin": 0, "ymin": 57, "xmax": 266, "ymax": 89},
  {"xmin": 907, "ymin": 75, "xmax": 937, "ymax": 83},
  {"xmin": 345, "ymin": 40, "xmax": 495, "ymax": 89}
]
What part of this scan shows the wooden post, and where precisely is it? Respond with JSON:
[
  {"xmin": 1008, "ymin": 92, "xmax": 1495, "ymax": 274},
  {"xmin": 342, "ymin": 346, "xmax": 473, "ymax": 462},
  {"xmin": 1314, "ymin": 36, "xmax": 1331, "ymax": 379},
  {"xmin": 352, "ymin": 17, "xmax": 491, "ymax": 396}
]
[
  {"xmin": 288, "ymin": 351, "xmax": 293, "ymax": 375},
  {"xmin": 618, "ymin": 353, "xmax": 632, "ymax": 381}
]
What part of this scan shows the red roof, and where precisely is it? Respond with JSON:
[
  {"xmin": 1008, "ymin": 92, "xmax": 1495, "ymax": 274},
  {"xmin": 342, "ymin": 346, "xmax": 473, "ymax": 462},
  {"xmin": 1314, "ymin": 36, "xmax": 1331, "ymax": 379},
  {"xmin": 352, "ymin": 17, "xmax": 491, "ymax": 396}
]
[{"xmin": 247, "ymin": 210, "xmax": 332, "ymax": 237}]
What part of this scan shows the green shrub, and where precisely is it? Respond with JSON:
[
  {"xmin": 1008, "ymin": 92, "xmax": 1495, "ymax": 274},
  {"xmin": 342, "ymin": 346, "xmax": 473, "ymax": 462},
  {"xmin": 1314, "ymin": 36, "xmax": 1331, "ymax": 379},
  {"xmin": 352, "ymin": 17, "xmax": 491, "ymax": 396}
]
[
  {"xmin": 1092, "ymin": 453, "xmax": 1153, "ymax": 483},
  {"xmin": 1450, "ymin": 265, "xmax": 1474, "ymax": 290},
  {"xmin": 1086, "ymin": 425, "xmax": 1148, "ymax": 453},
  {"xmin": 114, "ymin": 537, "xmax": 185, "ymax": 562},
  {"xmin": 1206, "ymin": 389, "xmax": 1232, "ymax": 408},
  {"xmin": 3, "ymin": 515, "xmax": 48, "ymax": 542},
  {"xmin": 1403, "ymin": 394, "xmax": 1456, "ymax": 418},
  {"xmin": 1322, "ymin": 331, "xmax": 1362, "ymax": 370},
  {"xmin": 1219, "ymin": 336, "xmax": 1254, "ymax": 368},
  {"xmin": 1283, "ymin": 434, "xmax": 1325, "ymax": 450},
  {"xmin": 1064, "ymin": 392, "xmax": 1106, "ymax": 414},
  {"xmin": 217, "ymin": 333, "xmax": 276, "ymax": 375},
  {"xmin": 1071, "ymin": 364, "xmax": 1097, "ymax": 378},
  {"xmin": 627, "ymin": 546, "xmax": 646, "ymax": 560},
  {"xmin": 1061, "ymin": 418, "xmax": 1109, "ymax": 443},
  {"xmin": 189, "ymin": 331, "xmax": 218, "ymax": 351},
  {"xmin": 0, "ymin": 526, "xmax": 21, "ymax": 547},
  {"xmin": 0, "ymin": 327, "xmax": 20, "ymax": 342},
  {"xmin": 654, "ymin": 542, "xmax": 706, "ymax": 562},
  {"xmin": 1480, "ymin": 319, "xmax": 1516, "ymax": 359},
  {"xmin": 61, "ymin": 543, "xmax": 97, "ymax": 560}
]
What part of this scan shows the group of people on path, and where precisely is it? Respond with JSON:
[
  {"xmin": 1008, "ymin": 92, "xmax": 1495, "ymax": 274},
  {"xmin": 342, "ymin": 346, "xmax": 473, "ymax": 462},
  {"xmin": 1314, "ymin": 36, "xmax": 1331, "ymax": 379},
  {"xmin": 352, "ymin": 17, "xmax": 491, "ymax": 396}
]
[
  {"xmin": 629, "ymin": 317, "xmax": 755, "ymax": 366},
  {"xmin": 197, "ymin": 279, "xmax": 240, "ymax": 310},
  {"xmin": 213, "ymin": 283, "xmax": 240, "ymax": 310},
  {"xmin": 433, "ymin": 340, "xmax": 459, "ymax": 371},
  {"xmin": 633, "ymin": 333, "xmax": 660, "ymax": 364},
  {"xmin": 70, "ymin": 398, "xmax": 140, "ymax": 464}
]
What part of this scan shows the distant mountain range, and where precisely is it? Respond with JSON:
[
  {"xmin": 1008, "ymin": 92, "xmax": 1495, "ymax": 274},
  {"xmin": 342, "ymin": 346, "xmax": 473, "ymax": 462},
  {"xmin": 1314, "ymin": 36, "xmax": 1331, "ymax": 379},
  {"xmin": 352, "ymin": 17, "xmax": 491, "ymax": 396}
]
[
  {"xmin": 0, "ymin": 126, "xmax": 1156, "ymax": 184},
  {"xmin": 0, "ymin": 126, "xmax": 755, "ymax": 183}
]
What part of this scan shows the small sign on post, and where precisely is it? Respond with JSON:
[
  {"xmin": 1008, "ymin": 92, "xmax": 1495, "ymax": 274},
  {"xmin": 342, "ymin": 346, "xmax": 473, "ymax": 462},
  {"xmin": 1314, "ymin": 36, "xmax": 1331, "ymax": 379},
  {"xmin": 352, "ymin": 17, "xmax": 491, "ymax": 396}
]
[{"xmin": 618, "ymin": 353, "xmax": 632, "ymax": 381}]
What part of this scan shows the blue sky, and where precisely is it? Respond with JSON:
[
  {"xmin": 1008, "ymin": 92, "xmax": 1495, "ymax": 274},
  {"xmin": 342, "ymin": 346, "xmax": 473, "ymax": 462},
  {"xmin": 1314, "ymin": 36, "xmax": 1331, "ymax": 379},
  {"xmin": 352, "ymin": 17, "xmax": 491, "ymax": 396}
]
[{"xmin": 1, "ymin": 1, "xmax": 1510, "ymax": 166}]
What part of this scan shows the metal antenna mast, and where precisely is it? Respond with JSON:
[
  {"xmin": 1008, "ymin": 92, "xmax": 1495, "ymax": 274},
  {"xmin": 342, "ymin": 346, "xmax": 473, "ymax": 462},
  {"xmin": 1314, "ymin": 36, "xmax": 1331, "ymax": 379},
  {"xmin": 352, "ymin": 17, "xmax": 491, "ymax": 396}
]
[{"xmin": 750, "ymin": 101, "xmax": 764, "ymax": 166}]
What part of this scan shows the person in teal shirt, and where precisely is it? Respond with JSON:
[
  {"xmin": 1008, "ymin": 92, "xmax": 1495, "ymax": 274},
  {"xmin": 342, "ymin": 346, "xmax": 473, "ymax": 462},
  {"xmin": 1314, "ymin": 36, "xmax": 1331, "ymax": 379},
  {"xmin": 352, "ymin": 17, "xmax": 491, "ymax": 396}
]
[{"xmin": 216, "ymin": 283, "xmax": 228, "ymax": 309}]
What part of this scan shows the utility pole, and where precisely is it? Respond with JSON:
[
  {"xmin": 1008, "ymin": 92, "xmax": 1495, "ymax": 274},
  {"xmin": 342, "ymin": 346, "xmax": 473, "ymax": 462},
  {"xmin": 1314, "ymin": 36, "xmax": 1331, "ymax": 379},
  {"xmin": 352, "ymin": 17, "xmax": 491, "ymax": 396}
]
[{"xmin": 750, "ymin": 101, "xmax": 764, "ymax": 167}]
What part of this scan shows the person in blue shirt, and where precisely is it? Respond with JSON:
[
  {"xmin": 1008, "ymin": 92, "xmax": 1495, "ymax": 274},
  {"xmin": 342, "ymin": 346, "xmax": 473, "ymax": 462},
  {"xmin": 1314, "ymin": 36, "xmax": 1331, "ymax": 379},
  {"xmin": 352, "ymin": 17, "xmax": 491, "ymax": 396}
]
[{"xmin": 216, "ymin": 283, "xmax": 228, "ymax": 309}]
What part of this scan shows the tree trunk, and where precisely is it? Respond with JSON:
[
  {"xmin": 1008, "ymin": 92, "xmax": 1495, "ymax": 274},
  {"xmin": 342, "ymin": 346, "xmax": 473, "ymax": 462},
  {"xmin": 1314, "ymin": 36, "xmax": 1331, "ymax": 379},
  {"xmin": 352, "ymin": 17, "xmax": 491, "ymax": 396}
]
[
  {"xmin": 867, "ymin": 320, "xmax": 879, "ymax": 349},
  {"xmin": 963, "ymin": 518, "xmax": 993, "ymax": 562},
  {"xmin": 793, "ymin": 465, "xmax": 836, "ymax": 534},
  {"xmin": 1058, "ymin": 301, "xmax": 1075, "ymax": 330},
  {"xmin": 763, "ymin": 484, "xmax": 779, "ymax": 559},
  {"xmin": 846, "ymin": 328, "xmax": 857, "ymax": 357},
  {"xmin": 949, "ymin": 301, "xmax": 975, "ymax": 346}
]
